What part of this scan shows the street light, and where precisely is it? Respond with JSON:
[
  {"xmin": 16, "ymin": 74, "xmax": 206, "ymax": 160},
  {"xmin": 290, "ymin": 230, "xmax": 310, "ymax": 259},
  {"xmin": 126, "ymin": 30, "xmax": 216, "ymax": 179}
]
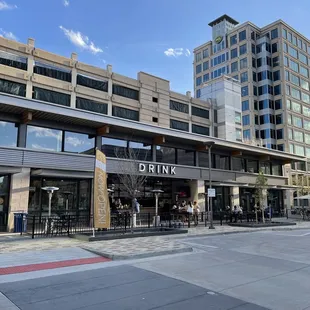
[
  {"xmin": 205, "ymin": 141, "xmax": 215, "ymax": 229},
  {"xmin": 151, "ymin": 189, "xmax": 164, "ymax": 226},
  {"xmin": 42, "ymin": 187, "xmax": 59, "ymax": 217}
]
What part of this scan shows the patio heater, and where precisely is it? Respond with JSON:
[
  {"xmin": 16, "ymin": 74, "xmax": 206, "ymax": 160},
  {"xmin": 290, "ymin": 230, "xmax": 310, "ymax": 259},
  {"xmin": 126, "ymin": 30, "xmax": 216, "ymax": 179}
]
[
  {"xmin": 42, "ymin": 187, "xmax": 59, "ymax": 217},
  {"xmin": 151, "ymin": 189, "xmax": 164, "ymax": 226},
  {"xmin": 62, "ymin": 191, "xmax": 73, "ymax": 214}
]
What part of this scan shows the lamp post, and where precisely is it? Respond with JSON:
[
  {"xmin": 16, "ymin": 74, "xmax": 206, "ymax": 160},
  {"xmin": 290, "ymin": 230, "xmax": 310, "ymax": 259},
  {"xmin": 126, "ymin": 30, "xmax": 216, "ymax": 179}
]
[
  {"xmin": 151, "ymin": 189, "xmax": 164, "ymax": 226},
  {"xmin": 206, "ymin": 141, "xmax": 215, "ymax": 229},
  {"xmin": 42, "ymin": 187, "xmax": 59, "ymax": 217}
]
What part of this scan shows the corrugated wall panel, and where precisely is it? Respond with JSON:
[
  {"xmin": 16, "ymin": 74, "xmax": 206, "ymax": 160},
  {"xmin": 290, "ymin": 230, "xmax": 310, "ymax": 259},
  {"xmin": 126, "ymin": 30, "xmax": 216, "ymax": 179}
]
[
  {"xmin": 23, "ymin": 151, "xmax": 95, "ymax": 171},
  {"xmin": 0, "ymin": 148, "xmax": 23, "ymax": 166}
]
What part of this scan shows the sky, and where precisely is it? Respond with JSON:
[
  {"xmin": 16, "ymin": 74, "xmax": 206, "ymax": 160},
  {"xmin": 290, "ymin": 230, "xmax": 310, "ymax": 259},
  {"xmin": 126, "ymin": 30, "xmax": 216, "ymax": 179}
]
[{"xmin": 1, "ymin": 0, "xmax": 310, "ymax": 94}]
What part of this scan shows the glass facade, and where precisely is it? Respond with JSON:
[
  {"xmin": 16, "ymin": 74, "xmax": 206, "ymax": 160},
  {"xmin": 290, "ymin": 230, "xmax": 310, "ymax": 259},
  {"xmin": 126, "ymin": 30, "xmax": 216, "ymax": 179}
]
[
  {"xmin": 64, "ymin": 131, "xmax": 95, "ymax": 155},
  {"xmin": 0, "ymin": 175, "xmax": 10, "ymax": 232},
  {"xmin": 0, "ymin": 121, "xmax": 18, "ymax": 147},
  {"xmin": 28, "ymin": 178, "xmax": 91, "ymax": 217},
  {"xmin": 26, "ymin": 125, "xmax": 62, "ymax": 152}
]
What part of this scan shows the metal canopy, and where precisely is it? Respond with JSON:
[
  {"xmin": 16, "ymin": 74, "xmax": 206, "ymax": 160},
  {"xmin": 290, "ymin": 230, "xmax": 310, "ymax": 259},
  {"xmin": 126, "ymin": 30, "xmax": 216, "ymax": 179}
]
[
  {"xmin": 0, "ymin": 166, "xmax": 22, "ymax": 174},
  {"xmin": 31, "ymin": 169, "xmax": 93, "ymax": 179}
]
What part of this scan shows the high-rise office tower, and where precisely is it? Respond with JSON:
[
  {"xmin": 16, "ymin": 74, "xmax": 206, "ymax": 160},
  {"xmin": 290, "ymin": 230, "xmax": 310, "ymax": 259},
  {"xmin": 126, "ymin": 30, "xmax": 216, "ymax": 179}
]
[{"xmin": 194, "ymin": 14, "xmax": 310, "ymax": 158}]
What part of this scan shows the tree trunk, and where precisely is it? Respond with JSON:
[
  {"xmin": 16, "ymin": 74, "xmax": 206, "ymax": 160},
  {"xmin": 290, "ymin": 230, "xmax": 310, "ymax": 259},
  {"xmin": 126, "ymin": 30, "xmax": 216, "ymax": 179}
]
[
  {"xmin": 262, "ymin": 207, "xmax": 265, "ymax": 223},
  {"xmin": 255, "ymin": 210, "xmax": 258, "ymax": 223}
]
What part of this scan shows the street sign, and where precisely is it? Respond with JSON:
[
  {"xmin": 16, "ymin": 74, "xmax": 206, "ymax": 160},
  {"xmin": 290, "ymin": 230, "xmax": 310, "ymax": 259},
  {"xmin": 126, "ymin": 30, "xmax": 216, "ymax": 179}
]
[{"xmin": 208, "ymin": 188, "xmax": 216, "ymax": 197}]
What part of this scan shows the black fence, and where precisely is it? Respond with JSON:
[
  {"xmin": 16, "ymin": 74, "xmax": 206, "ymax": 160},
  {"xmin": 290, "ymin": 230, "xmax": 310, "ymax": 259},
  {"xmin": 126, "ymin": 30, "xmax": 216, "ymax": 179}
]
[
  {"xmin": 26, "ymin": 212, "xmax": 187, "ymax": 238},
  {"xmin": 22, "ymin": 209, "xmax": 292, "ymax": 238}
]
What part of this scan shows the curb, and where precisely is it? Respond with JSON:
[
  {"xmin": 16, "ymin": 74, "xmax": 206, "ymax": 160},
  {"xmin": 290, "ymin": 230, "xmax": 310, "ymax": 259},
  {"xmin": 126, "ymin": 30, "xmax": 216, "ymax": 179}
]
[
  {"xmin": 81, "ymin": 246, "xmax": 193, "ymax": 261},
  {"xmin": 174, "ymin": 225, "xmax": 310, "ymax": 239}
]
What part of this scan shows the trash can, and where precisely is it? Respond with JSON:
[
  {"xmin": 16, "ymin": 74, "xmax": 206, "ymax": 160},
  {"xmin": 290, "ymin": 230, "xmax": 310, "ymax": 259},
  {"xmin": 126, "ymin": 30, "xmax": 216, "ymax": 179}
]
[{"xmin": 13, "ymin": 213, "xmax": 28, "ymax": 233}]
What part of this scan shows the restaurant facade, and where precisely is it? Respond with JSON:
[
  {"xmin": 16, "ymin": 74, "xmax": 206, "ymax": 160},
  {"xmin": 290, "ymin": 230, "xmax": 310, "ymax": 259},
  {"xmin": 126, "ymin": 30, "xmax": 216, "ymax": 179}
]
[{"xmin": 0, "ymin": 35, "xmax": 305, "ymax": 231}]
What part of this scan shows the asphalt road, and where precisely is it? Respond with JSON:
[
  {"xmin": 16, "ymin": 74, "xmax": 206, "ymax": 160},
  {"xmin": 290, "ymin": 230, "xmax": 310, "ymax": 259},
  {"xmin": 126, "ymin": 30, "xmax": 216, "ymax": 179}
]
[
  {"xmin": 2, "ymin": 229, "xmax": 310, "ymax": 309},
  {"xmin": 137, "ymin": 229, "xmax": 310, "ymax": 310}
]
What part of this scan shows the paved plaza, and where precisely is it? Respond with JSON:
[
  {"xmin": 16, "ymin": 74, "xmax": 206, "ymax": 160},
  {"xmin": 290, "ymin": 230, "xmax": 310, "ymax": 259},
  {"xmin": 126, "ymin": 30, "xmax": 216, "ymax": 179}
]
[{"xmin": 1, "ymin": 225, "xmax": 310, "ymax": 309}]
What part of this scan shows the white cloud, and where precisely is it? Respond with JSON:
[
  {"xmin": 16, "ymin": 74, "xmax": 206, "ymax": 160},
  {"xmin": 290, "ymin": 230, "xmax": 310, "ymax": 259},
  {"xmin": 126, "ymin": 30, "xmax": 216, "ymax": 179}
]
[
  {"xmin": 28, "ymin": 127, "xmax": 62, "ymax": 140},
  {"xmin": 0, "ymin": 1, "xmax": 17, "ymax": 10},
  {"xmin": 31, "ymin": 144, "xmax": 55, "ymax": 152},
  {"xmin": 164, "ymin": 48, "xmax": 191, "ymax": 58},
  {"xmin": 0, "ymin": 28, "xmax": 17, "ymax": 40},
  {"xmin": 59, "ymin": 25, "xmax": 103, "ymax": 54},
  {"xmin": 65, "ymin": 136, "xmax": 91, "ymax": 147},
  {"xmin": 63, "ymin": 0, "xmax": 69, "ymax": 7}
]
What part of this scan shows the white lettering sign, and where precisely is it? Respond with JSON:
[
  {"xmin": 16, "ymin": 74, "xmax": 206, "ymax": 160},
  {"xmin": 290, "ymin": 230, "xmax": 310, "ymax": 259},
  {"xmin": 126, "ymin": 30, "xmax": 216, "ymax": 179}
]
[{"xmin": 138, "ymin": 163, "xmax": 177, "ymax": 175}]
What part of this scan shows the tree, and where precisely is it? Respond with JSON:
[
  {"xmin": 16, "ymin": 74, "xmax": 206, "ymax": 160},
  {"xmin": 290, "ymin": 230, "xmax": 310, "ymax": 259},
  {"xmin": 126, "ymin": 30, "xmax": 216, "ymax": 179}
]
[
  {"xmin": 254, "ymin": 170, "xmax": 268, "ymax": 223},
  {"xmin": 114, "ymin": 146, "xmax": 148, "ymax": 218},
  {"xmin": 292, "ymin": 174, "xmax": 310, "ymax": 219}
]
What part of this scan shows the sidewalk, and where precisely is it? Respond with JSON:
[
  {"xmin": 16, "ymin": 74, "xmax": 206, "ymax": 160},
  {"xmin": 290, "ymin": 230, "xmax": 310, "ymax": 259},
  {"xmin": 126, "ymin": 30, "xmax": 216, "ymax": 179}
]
[{"xmin": 1, "ymin": 221, "xmax": 310, "ymax": 264}]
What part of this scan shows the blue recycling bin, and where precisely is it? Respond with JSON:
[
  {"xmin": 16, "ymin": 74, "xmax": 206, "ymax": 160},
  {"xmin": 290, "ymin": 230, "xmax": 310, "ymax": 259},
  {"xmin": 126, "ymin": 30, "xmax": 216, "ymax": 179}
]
[{"xmin": 14, "ymin": 213, "xmax": 27, "ymax": 233}]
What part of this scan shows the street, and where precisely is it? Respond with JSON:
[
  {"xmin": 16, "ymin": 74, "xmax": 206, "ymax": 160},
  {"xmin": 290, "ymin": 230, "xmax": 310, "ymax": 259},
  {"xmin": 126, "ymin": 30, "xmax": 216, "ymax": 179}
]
[{"xmin": 1, "ymin": 229, "xmax": 310, "ymax": 309}]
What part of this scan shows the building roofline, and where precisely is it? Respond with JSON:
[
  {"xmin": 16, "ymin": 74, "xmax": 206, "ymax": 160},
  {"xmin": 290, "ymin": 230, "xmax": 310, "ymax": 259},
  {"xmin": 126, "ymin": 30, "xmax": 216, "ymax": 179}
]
[
  {"xmin": 208, "ymin": 14, "xmax": 239, "ymax": 27},
  {"xmin": 0, "ymin": 93, "xmax": 306, "ymax": 163}
]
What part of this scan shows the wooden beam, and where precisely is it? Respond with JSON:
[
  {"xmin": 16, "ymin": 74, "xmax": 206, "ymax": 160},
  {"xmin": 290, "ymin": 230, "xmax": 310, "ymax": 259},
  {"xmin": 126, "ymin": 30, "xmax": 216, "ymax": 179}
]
[
  {"xmin": 21, "ymin": 111, "xmax": 32, "ymax": 124},
  {"xmin": 96, "ymin": 125, "xmax": 110, "ymax": 136},
  {"xmin": 153, "ymin": 136, "xmax": 165, "ymax": 145},
  {"xmin": 260, "ymin": 155, "xmax": 270, "ymax": 162},
  {"xmin": 196, "ymin": 144, "xmax": 209, "ymax": 152},
  {"xmin": 231, "ymin": 151, "xmax": 242, "ymax": 157}
]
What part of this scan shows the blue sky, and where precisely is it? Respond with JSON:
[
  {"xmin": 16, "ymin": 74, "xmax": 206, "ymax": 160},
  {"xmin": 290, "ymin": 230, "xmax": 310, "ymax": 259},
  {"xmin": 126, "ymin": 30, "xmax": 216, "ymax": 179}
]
[{"xmin": 1, "ymin": 0, "xmax": 310, "ymax": 94}]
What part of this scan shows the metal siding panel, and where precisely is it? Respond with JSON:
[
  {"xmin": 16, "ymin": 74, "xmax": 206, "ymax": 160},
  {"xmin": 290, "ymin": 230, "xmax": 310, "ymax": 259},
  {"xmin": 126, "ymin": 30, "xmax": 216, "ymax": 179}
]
[
  {"xmin": 0, "ymin": 148, "xmax": 23, "ymax": 166},
  {"xmin": 23, "ymin": 150, "xmax": 95, "ymax": 171}
]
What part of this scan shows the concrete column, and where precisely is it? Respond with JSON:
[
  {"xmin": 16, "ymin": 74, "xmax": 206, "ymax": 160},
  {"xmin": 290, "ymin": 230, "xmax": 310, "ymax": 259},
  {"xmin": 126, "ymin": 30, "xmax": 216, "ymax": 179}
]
[
  {"xmin": 231, "ymin": 186, "xmax": 240, "ymax": 208},
  {"xmin": 152, "ymin": 145, "xmax": 156, "ymax": 162},
  {"xmin": 189, "ymin": 180, "xmax": 206, "ymax": 211},
  {"xmin": 70, "ymin": 53, "xmax": 78, "ymax": 108},
  {"xmin": 107, "ymin": 65, "xmax": 113, "ymax": 116},
  {"xmin": 95, "ymin": 135, "xmax": 102, "ymax": 150},
  {"xmin": 17, "ymin": 123, "xmax": 27, "ymax": 148},
  {"xmin": 195, "ymin": 151, "xmax": 199, "ymax": 167},
  {"xmin": 26, "ymin": 38, "xmax": 35, "ymax": 99},
  {"xmin": 8, "ymin": 168, "xmax": 31, "ymax": 232},
  {"xmin": 187, "ymin": 91, "xmax": 192, "ymax": 133}
]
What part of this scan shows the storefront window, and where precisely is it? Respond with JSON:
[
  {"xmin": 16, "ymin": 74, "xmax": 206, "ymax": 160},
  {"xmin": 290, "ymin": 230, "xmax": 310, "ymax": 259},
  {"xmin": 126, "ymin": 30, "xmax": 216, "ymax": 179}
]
[
  {"xmin": 64, "ymin": 131, "xmax": 94, "ymax": 155},
  {"xmin": 28, "ymin": 178, "xmax": 91, "ymax": 217},
  {"xmin": 260, "ymin": 162, "xmax": 271, "ymax": 175},
  {"xmin": 0, "ymin": 175, "xmax": 10, "ymax": 231},
  {"xmin": 129, "ymin": 141, "xmax": 152, "ymax": 161},
  {"xmin": 272, "ymin": 163, "xmax": 282, "ymax": 176},
  {"xmin": 247, "ymin": 159, "xmax": 259, "ymax": 173},
  {"xmin": 198, "ymin": 152, "xmax": 209, "ymax": 168},
  {"xmin": 0, "ymin": 121, "xmax": 18, "ymax": 147},
  {"xmin": 213, "ymin": 154, "xmax": 230, "ymax": 170},
  {"xmin": 232, "ymin": 157, "xmax": 246, "ymax": 172},
  {"xmin": 156, "ymin": 146, "xmax": 176, "ymax": 164},
  {"xmin": 177, "ymin": 149, "xmax": 195, "ymax": 166},
  {"xmin": 102, "ymin": 137, "xmax": 127, "ymax": 158},
  {"xmin": 26, "ymin": 125, "xmax": 62, "ymax": 152}
]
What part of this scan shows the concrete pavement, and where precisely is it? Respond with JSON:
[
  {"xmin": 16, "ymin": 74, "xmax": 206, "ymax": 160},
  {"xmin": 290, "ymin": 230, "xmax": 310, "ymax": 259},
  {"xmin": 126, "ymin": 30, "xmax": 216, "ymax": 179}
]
[
  {"xmin": 2, "ymin": 228, "xmax": 310, "ymax": 309},
  {"xmin": 0, "ymin": 265, "xmax": 268, "ymax": 310}
]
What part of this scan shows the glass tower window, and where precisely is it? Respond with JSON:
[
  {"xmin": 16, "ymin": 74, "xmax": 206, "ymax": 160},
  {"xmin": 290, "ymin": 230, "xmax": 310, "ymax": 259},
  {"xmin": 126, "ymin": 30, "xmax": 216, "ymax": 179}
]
[
  {"xmin": 64, "ymin": 132, "xmax": 95, "ymax": 155},
  {"xmin": 0, "ymin": 121, "xmax": 18, "ymax": 147},
  {"xmin": 26, "ymin": 125, "xmax": 62, "ymax": 152}
]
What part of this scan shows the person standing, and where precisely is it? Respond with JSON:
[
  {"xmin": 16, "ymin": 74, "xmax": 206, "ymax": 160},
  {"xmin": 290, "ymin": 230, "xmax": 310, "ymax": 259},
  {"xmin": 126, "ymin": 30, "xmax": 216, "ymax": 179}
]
[{"xmin": 193, "ymin": 200, "xmax": 200, "ymax": 226}]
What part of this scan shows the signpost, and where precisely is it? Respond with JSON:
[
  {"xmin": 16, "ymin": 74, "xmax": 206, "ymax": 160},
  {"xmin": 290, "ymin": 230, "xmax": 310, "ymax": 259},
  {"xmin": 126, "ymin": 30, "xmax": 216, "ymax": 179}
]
[{"xmin": 208, "ymin": 188, "xmax": 216, "ymax": 197}]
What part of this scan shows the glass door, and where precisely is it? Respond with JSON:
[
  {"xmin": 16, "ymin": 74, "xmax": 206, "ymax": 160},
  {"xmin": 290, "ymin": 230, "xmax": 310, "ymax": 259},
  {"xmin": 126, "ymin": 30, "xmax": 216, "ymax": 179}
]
[{"xmin": 0, "ymin": 175, "xmax": 10, "ymax": 232}]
